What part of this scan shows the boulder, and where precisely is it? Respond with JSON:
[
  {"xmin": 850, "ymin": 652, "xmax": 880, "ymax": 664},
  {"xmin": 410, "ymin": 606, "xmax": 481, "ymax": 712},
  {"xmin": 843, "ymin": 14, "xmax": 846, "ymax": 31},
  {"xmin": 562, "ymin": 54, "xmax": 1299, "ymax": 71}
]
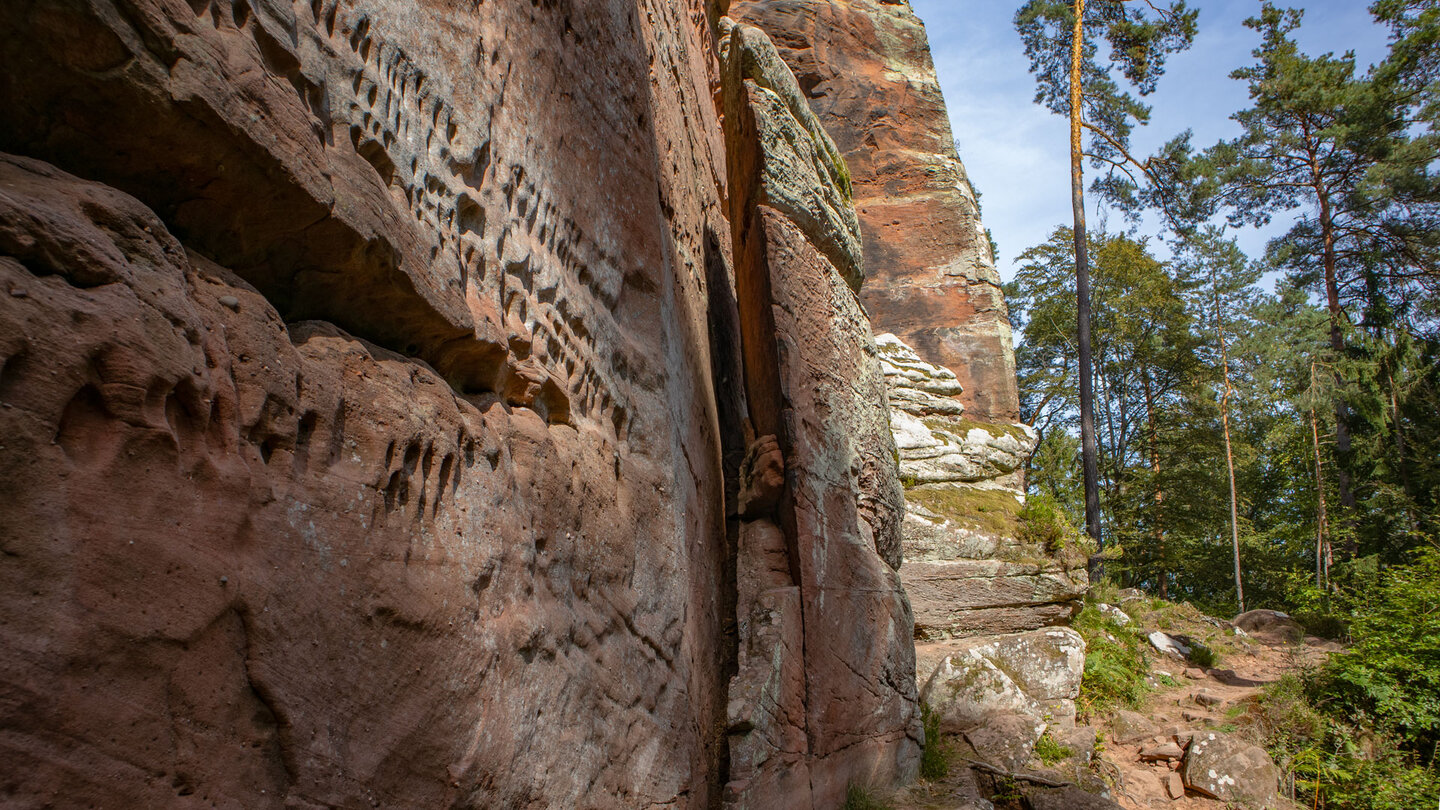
[
  {"xmin": 1182, "ymin": 731, "xmax": 1281, "ymax": 808},
  {"xmin": 1108, "ymin": 710, "xmax": 1158, "ymax": 745},
  {"xmin": 1234, "ymin": 610, "xmax": 1305, "ymax": 644},
  {"xmin": 924, "ymin": 651, "xmax": 1048, "ymax": 736},
  {"xmin": 920, "ymin": 628, "xmax": 1085, "ymax": 737},
  {"xmin": 1194, "ymin": 691, "xmax": 1224, "ymax": 708},
  {"xmin": 1097, "ymin": 603, "xmax": 1133, "ymax": 626},
  {"xmin": 1149, "ymin": 631, "xmax": 1193, "ymax": 658},
  {"xmin": 1165, "ymin": 771, "xmax": 1187, "ymax": 799},
  {"xmin": 1055, "ymin": 726, "xmax": 1098, "ymax": 765},
  {"xmin": 965, "ymin": 712, "xmax": 1044, "ymax": 771},
  {"xmin": 1139, "ymin": 742, "xmax": 1185, "ymax": 762}
]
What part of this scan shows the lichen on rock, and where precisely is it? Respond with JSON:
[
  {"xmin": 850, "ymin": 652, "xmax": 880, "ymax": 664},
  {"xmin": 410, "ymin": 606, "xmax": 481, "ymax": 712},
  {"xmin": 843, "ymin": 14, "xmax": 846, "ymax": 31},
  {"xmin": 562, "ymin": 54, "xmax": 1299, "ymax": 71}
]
[{"xmin": 719, "ymin": 17, "xmax": 866, "ymax": 292}]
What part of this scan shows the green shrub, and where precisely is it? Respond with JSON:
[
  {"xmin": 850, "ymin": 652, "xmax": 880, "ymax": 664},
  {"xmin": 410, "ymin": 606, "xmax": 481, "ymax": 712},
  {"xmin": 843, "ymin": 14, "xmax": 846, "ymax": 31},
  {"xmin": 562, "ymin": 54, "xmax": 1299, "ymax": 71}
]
[
  {"xmin": 1034, "ymin": 732, "xmax": 1073, "ymax": 765},
  {"xmin": 1087, "ymin": 577, "xmax": 1122, "ymax": 606},
  {"xmin": 1019, "ymin": 493, "xmax": 1077, "ymax": 554},
  {"xmin": 1253, "ymin": 675, "xmax": 1325, "ymax": 755},
  {"xmin": 1071, "ymin": 605, "xmax": 1152, "ymax": 717},
  {"xmin": 1255, "ymin": 683, "xmax": 1440, "ymax": 810},
  {"xmin": 1188, "ymin": 642, "xmax": 1219, "ymax": 669},
  {"xmin": 919, "ymin": 704, "xmax": 950, "ymax": 780},
  {"xmin": 1313, "ymin": 546, "xmax": 1440, "ymax": 759},
  {"xmin": 1244, "ymin": 550, "xmax": 1440, "ymax": 810},
  {"xmin": 1308, "ymin": 752, "xmax": 1440, "ymax": 810},
  {"xmin": 1281, "ymin": 571, "xmax": 1351, "ymax": 639}
]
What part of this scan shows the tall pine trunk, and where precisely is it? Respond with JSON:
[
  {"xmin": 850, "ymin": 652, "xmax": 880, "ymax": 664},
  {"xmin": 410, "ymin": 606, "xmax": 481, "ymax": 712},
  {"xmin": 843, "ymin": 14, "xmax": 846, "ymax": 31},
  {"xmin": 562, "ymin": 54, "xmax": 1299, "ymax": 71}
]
[
  {"xmin": 1309, "ymin": 144, "xmax": 1357, "ymax": 556},
  {"xmin": 1143, "ymin": 370, "xmax": 1166, "ymax": 598},
  {"xmin": 1212, "ymin": 276, "xmax": 1244, "ymax": 612},
  {"xmin": 1070, "ymin": 0, "xmax": 1103, "ymax": 576},
  {"xmin": 1309, "ymin": 362, "xmax": 1331, "ymax": 592}
]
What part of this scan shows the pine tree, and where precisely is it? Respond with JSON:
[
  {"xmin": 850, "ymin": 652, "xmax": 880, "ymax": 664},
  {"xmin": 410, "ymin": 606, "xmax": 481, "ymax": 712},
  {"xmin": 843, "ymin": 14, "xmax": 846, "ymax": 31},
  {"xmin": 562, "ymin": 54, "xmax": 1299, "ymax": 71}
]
[
  {"xmin": 1194, "ymin": 4, "xmax": 1440, "ymax": 556},
  {"xmin": 1015, "ymin": 0, "xmax": 1196, "ymax": 571}
]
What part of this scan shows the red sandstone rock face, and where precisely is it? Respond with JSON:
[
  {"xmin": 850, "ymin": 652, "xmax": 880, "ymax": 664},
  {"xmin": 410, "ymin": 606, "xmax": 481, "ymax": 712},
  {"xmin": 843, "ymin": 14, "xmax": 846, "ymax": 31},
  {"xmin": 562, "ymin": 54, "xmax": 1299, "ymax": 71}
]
[
  {"xmin": 720, "ymin": 20, "xmax": 919, "ymax": 806},
  {"xmin": 0, "ymin": 149, "xmax": 720, "ymax": 808},
  {"xmin": 726, "ymin": 0, "xmax": 1021, "ymax": 422},
  {"xmin": 0, "ymin": 1, "xmax": 919, "ymax": 806},
  {"xmin": 0, "ymin": 0, "xmax": 739, "ymax": 804}
]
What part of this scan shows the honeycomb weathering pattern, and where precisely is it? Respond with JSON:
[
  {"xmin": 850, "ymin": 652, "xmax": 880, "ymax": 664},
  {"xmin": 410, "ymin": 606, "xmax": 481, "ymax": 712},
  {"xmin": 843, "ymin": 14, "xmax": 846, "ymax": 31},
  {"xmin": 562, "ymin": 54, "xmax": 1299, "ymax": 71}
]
[{"xmin": 0, "ymin": 0, "xmax": 923, "ymax": 806}]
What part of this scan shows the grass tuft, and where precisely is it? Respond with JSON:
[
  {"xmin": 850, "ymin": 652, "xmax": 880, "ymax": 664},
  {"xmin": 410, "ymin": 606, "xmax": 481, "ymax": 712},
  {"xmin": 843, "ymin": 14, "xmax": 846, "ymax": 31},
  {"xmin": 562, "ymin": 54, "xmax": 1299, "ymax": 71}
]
[
  {"xmin": 919, "ymin": 704, "xmax": 950, "ymax": 780},
  {"xmin": 843, "ymin": 784, "xmax": 892, "ymax": 810},
  {"xmin": 1034, "ymin": 732, "xmax": 1073, "ymax": 765},
  {"xmin": 1018, "ymin": 492, "xmax": 1082, "ymax": 555}
]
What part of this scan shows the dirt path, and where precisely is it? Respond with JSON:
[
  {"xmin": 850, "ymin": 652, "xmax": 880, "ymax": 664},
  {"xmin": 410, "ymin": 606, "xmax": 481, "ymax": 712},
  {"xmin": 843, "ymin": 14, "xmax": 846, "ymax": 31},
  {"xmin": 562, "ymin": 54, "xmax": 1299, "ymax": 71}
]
[
  {"xmin": 887, "ymin": 605, "xmax": 1342, "ymax": 810},
  {"xmin": 1105, "ymin": 631, "xmax": 1335, "ymax": 810}
]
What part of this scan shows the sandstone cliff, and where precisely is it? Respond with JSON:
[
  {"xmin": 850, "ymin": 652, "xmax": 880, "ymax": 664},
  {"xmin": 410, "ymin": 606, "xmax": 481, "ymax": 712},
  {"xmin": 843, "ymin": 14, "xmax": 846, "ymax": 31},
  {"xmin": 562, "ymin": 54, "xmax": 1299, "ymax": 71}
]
[
  {"xmin": 0, "ymin": 1, "xmax": 920, "ymax": 807},
  {"xmin": 725, "ymin": 0, "xmax": 1089, "ymax": 759},
  {"xmin": 726, "ymin": 0, "xmax": 1021, "ymax": 423},
  {"xmin": 877, "ymin": 335, "xmax": 1086, "ymax": 643}
]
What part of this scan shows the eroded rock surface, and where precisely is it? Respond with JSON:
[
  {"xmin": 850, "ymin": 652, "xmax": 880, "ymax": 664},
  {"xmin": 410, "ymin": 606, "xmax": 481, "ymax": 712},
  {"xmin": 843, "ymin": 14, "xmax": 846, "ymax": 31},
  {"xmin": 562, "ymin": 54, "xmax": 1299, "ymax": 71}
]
[
  {"xmin": 722, "ymin": 0, "xmax": 1082, "ymax": 686},
  {"xmin": 0, "ymin": 151, "xmax": 721, "ymax": 808},
  {"xmin": 919, "ymin": 628, "xmax": 1086, "ymax": 747},
  {"xmin": 876, "ymin": 331, "xmax": 1085, "ymax": 772},
  {"xmin": 0, "ymin": 1, "xmax": 918, "ymax": 807},
  {"xmin": 1182, "ymin": 731, "xmax": 1281, "ymax": 808},
  {"xmin": 726, "ymin": 0, "xmax": 1020, "ymax": 422},
  {"xmin": 720, "ymin": 19, "xmax": 919, "ymax": 806},
  {"xmin": 871, "ymin": 335, "xmax": 1085, "ymax": 642},
  {"xmin": 879, "ymin": 333, "xmax": 1035, "ymax": 489}
]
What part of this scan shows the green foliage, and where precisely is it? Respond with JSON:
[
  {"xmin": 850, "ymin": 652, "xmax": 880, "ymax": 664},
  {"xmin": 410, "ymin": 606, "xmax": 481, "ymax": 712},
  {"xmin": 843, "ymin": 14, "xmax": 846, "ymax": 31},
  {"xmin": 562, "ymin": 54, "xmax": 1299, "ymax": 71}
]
[
  {"xmin": 988, "ymin": 776, "xmax": 1024, "ymax": 807},
  {"xmin": 1252, "ymin": 675, "xmax": 1440, "ymax": 810},
  {"xmin": 1237, "ymin": 549, "xmax": 1440, "ymax": 809},
  {"xmin": 842, "ymin": 784, "xmax": 892, "ymax": 810},
  {"xmin": 919, "ymin": 704, "xmax": 950, "ymax": 781},
  {"xmin": 1087, "ymin": 577, "xmax": 1122, "ymax": 606},
  {"xmin": 1313, "ymin": 545, "xmax": 1440, "ymax": 758},
  {"xmin": 1034, "ymin": 732, "xmax": 1073, "ymax": 765},
  {"xmin": 1179, "ymin": 0, "xmax": 1440, "ymax": 578},
  {"xmin": 1007, "ymin": 0, "xmax": 1440, "ymax": 620},
  {"xmin": 1019, "ymin": 492, "xmax": 1082, "ymax": 555},
  {"xmin": 1014, "ymin": 0, "xmax": 1197, "ymax": 194},
  {"xmin": 1279, "ymin": 570, "xmax": 1350, "ymax": 639},
  {"xmin": 1188, "ymin": 642, "xmax": 1218, "ymax": 669},
  {"xmin": 1071, "ymin": 604, "xmax": 1153, "ymax": 717}
]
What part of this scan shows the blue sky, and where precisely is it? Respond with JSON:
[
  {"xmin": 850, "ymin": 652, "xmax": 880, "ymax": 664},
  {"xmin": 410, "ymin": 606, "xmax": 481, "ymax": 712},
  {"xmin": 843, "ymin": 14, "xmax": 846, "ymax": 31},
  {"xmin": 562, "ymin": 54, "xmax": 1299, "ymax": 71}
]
[{"xmin": 909, "ymin": 0, "xmax": 1393, "ymax": 281}]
